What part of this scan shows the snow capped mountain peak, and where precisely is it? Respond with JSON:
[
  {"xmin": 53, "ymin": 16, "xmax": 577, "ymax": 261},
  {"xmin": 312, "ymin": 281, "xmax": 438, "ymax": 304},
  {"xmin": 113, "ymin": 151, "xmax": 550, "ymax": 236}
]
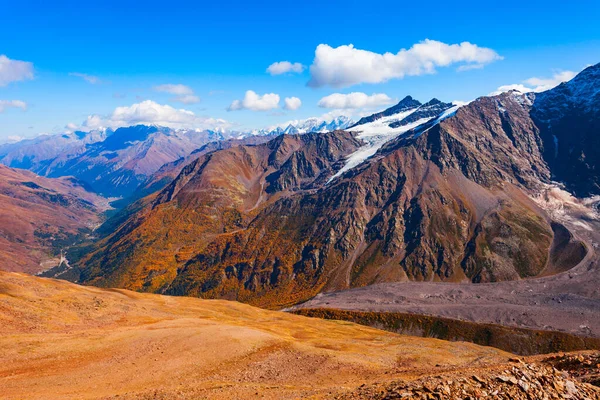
[
  {"xmin": 249, "ymin": 115, "xmax": 354, "ymax": 137},
  {"xmin": 328, "ymin": 96, "xmax": 456, "ymax": 183},
  {"xmin": 533, "ymin": 62, "xmax": 600, "ymax": 122},
  {"xmin": 350, "ymin": 95, "xmax": 422, "ymax": 128}
]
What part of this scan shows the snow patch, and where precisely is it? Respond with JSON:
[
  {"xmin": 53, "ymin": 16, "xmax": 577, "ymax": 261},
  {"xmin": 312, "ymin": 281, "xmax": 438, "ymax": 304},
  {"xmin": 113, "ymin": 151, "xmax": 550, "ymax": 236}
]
[
  {"xmin": 327, "ymin": 109, "xmax": 430, "ymax": 183},
  {"xmin": 510, "ymin": 91, "xmax": 533, "ymax": 107}
]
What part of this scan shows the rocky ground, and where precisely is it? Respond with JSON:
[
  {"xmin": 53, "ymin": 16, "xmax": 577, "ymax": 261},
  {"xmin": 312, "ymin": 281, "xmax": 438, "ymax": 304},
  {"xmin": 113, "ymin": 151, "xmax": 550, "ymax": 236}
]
[{"xmin": 338, "ymin": 355, "xmax": 600, "ymax": 399}]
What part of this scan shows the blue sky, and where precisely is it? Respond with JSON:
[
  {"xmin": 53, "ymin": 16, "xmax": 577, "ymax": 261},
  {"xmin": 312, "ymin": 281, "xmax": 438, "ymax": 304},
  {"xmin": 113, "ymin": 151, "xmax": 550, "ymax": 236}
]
[{"xmin": 1, "ymin": 0, "xmax": 599, "ymax": 140}]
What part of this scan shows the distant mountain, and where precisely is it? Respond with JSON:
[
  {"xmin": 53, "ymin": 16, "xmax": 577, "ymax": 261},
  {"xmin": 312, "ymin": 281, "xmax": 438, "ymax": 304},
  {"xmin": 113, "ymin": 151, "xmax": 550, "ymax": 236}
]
[
  {"xmin": 0, "ymin": 164, "xmax": 108, "ymax": 274},
  {"xmin": 0, "ymin": 125, "xmax": 236, "ymax": 198},
  {"xmin": 0, "ymin": 118, "xmax": 355, "ymax": 200},
  {"xmin": 250, "ymin": 116, "xmax": 353, "ymax": 137},
  {"xmin": 0, "ymin": 129, "xmax": 109, "ymax": 170}
]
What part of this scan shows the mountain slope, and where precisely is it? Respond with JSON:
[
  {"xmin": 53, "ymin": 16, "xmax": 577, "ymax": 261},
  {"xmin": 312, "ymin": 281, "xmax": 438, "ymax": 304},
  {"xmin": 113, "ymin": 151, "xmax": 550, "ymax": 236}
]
[
  {"xmin": 531, "ymin": 63, "xmax": 600, "ymax": 196},
  {"xmin": 0, "ymin": 271, "xmax": 512, "ymax": 399},
  {"xmin": 124, "ymin": 133, "xmax": 277, "ymax": 206},
  {"xmin": 80, "ymin": 131, "xmax": 362, "ymax": 295},
  {"xmin": 0, "ymin": 165, "xmax": 108, "ymax": 274}
]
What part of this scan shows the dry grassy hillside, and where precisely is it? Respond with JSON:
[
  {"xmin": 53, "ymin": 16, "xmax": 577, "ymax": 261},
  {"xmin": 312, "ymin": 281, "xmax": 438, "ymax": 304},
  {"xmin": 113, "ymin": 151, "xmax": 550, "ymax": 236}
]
[
  {"xmin": 2, "ymin": 272, "xmax": 599, "ymax": 399},
  {"xmin": 0, "ymin": 271, "xmax": 509, "ymax": 399}
]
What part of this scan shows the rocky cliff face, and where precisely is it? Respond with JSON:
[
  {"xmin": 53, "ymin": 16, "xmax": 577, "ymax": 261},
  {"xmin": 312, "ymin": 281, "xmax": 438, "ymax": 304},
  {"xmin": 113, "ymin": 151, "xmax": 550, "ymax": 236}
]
[
  {"xmin": 78, "ymin": 65, "xmax": 600, "ymax": 308},
  {"xmin": 531, "ymin": 63, "xmax": 600, "ymax": 196}
]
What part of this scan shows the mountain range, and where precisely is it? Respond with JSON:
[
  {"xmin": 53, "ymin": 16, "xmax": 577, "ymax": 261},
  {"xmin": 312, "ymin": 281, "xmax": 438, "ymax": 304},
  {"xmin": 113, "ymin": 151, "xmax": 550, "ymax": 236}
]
[
  {"xmin": 0, "ymin": 117, "xmax": 354, "ymax": 199},
  {"xmin": 250, "ymin": 115, "xmax": 353, "ymax": 136},
  {"xmin": 0, "ymin": 126, "xmax": 234, "ymax": 198},
  {"xmin": 62, "ymin": 63, "xmax": 600, "ymax": 309}
]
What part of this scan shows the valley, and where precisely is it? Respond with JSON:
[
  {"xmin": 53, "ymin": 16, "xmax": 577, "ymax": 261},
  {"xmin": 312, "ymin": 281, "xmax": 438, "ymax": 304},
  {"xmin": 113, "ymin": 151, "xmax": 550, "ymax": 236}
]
[{"xmin": 0, "ymin": 164, "xmax": 109, "ymax": 274}]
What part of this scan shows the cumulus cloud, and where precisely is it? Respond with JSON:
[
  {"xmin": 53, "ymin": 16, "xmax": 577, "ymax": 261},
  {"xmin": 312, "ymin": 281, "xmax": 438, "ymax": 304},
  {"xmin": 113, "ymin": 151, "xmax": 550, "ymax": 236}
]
[
  {"xmin": 308, "ymin": 40, "xmax": 502, "ymax": 88},
  {"xmin": 80, "ymin": 100, "xmax": 230, "ymax": 131},
  {"xmin": 0, "ymin": 100, "xmax": 27, "ymax": 112},
  {"xmin": 69, "ymin": 72, "xmax": 100, "ymax": 84},
  {"xmin": 228, "ymin": 90, "xmax": 280, "ymax": 111},
  {"xmin": 283, "ymin": 96, "xmax": 302, "ymax": 110},
  {"xmin": 318, "ymin": 92, "xmax": 394, "ymax": 109},
  {"xmin": 0, "ymin": 55, "xmax": 34, "ymax": 86},
  {"xmin": 266, "ymin": 61, "xmax": 305, "ymax": 75},
  {"xmin": 154, "ymin": 84, "xmax": 200, "ymax": 104},
  {"xmin": 490, "ymin": 70, "xmax": 577, "ymax": 95}
]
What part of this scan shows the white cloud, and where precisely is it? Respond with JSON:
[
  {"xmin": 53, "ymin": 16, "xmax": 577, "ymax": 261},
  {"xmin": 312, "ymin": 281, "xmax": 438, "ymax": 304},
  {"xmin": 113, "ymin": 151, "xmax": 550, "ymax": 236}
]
[
  {"xmin": 174, "ymin": 94, "xmax": 200, "ymax": 104},
  {"xmin": 319, "ymin": 109, "xmax": 355, "ymax": 121},
  {"xmin": 283, "ymin": 96, "xmax": 302, "ymax": 110},
  {"xmin": 0, "ymin": 55, "xmax": 34, "ymax": 87},
  {"xmin": 308, "ymin": 40, "xmax": 502, "ymax": 88},
  {"xmin": 266, "ymin": 61, "xmax": 305, "ymax": 75},
  {"xmin": 457, "ymin": 63, "xmax": 485, "ymax": 72},
  {"xmin": 490, "ymin": 84, "xmax": 532, "ymax": 95},
  {"xmin": 80, "ymin": 100, "xmax": 230, "ymax": 131},
  {"xmin": 0, "ymin": 100, "xmax": 27, "ymax": 112},
  {"xmin": 318, "ymin": 92, "xmax": 394, "ymax": 109},
  {"xmin": 228, "ymin": 90, "xmax": 280, "ymax": 111},
  {"xmin": 7, "ymin": 135, "xmax": 25, "ymax": 143},
  {"xmin": 154, "ymin": 84, "xmax": 200, "ymax": 104},
  {"xmin": 154, "ymin": 84, "xmax": 193, "ymax": 96},
  {"xmin": 523, "ymin": 71, "xmax": 577, "ymax": 91},
  {"xmin": 69, "ymin": 72, "xmax": 100, "ymax": 84},
  {"xmin": 490, "ymin": 70, "xmax": 577, "ymax": 95},
  {"xmin": 64, "ymin": 122, "xmax": 79, "ymax": 133}
]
